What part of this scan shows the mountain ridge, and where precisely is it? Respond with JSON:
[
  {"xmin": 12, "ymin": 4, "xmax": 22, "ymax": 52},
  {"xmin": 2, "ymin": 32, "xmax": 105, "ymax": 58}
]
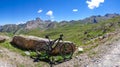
[{"xmin": 0, "ymin": 13, "xmax": 120, "ymax": 34}]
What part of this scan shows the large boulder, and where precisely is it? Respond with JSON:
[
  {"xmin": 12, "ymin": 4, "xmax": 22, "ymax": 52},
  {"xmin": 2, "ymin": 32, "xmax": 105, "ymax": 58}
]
[{"xmin": 11, "ymin": 35, "xmax": 76, "ymax": 55}]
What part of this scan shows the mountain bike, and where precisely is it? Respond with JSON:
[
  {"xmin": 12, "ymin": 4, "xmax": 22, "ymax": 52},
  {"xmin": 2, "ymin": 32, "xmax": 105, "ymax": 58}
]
[{"xmin": 35, "ymin": 34, "xmax": 74, "ymax": 60}]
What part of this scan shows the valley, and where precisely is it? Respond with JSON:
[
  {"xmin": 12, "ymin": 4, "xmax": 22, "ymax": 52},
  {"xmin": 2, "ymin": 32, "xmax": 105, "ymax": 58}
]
[{"xmin": 0, "ymin": 13, "xmax": 120, "ymax": 67}]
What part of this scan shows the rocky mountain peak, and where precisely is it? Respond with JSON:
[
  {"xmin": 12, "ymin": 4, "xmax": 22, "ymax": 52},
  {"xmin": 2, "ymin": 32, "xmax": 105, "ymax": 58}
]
[
  {"xmin": 25, "ymin": 17, "xmax": 44, "ymax": 30},
  {"xmin": 105, "ymin": 13, "xmax": 120, "ymax": 18},
  {"xmin": 82, "ymin": 13, "xmax": 120, "ymax": 23},
  {"xmin": 35, "ymin": 17, "xmax": 43, "ymax": 22}
]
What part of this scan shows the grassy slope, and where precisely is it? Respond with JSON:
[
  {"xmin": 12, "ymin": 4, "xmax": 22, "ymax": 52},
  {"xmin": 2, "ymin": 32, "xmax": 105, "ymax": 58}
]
[
  {"xmin": 18, "ymin": 17, "xmax": 120, "ymax": 46},
  {"xmin": 20, "ymin": 16, "xmax": 120, "ymax": 46}
]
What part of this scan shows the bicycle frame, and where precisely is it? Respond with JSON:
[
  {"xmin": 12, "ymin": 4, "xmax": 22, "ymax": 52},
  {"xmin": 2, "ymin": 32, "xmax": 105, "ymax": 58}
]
[
  {"xmin": 35, "ymin": 34, "xmax": 74, "ymax": 61},
  {"xmin": 45, "ymin": 34, "xmax": 63, "ymax": 51}
]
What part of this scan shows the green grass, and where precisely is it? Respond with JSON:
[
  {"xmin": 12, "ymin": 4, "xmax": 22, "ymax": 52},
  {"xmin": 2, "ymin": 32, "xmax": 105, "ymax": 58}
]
[
  {"xmin": 0, "ymin": 41, "xmax": 27, "ymax": 56},
  {"xmin": 18, "ymin": 64, "xmax": 25, "ymax": 67},
  {"xmin": 18, "ymin": 16, "xmax": 120, "ymax": 47},
  {"xmin": 0, "ymin": 41, "xmax": 39, "ymax": 57},
  {"xmin": 0, "ymin": 32, "xmax": 14, "ymax": 37},
  {"xmin": 0, "ymin": 41, "xmax": 66, "ymax": 62}
]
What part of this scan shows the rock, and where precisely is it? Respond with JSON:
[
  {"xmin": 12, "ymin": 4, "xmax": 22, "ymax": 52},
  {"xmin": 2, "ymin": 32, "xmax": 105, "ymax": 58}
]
[
  {"xmin": 0, "ymin": 50, "xmax": 3, "ymax": 53},
  {"xmin": 0, "ymin": 38, "xmax": 5, "ymax": 43},
  {"xmin": 77, "ymin": 47, "xmax": 84, "ymax": 54},
  {"xmin": 11, "ymin": 35, "xmax": 76, "ymax": 55},
  {"xmin": 11, "ymin": 35, "xmax": 48, "ymax": 50},
  {"xmin": 0, "ymin": 35, "xmax": 10, "ymax": 43},
  {"xmin": 24, "ymin": 51, "xmax": 30, "ymax": 56},
  {"xmin": 78, "ymin": 47, "xmax": 84, "ymax": 52}
]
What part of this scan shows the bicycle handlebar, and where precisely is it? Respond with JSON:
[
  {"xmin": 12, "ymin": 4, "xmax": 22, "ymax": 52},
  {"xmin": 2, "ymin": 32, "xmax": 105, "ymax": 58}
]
[
  {"xmin": 45, "ymin": 34, "xmax": 63, "ymax": 40},
  {"xmin": 45, "ymin": 34, "xmax": 64, "ymax": 49}
]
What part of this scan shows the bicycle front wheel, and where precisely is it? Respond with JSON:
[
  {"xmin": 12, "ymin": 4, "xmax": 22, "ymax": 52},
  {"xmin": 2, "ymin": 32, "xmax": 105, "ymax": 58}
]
[
  {"xmin": 35, "ymin": 44, "xmax": 49, "ymax": 57},
  {"xmin": 60, "ymin": 43, "xmax": 73, "ymax": 59}
]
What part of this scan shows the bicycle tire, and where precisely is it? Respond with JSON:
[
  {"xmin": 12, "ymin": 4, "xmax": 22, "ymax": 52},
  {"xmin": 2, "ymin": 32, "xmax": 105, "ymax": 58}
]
[
  {"xmin": 35, "ymin": 43, "xmax": 49, "ymax": 57},
  {"xmin": 60, "ymin": 43, "xmax": 73, "ymax": 59}
]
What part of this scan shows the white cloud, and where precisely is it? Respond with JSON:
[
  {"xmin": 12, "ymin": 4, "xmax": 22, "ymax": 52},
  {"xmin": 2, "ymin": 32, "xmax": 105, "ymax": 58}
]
[
  {"xmin": 16, "ymin": 21, "xmax": 26, "ymax": 25},
  {"xmin": 86, "ymin": 0, "xmax": 104, "ymax": 9},
  {"xmin": 46, "ymin": 10, "xmax": 53, "ymax": 16},
  {"xmin": 46, "ymin": 10, "xmax": 54, "ymax": 21},
  {"xmin": 73, "ymin": 9, "xmax": 78, "ymax": 12},
  {"xmin": 37, "ymin": 9, "xmax": 43, "ymax": 13}
]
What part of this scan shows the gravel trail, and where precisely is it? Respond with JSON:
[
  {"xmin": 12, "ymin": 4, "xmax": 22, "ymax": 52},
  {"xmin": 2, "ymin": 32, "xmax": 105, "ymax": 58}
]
[{"xmin": 87, "ymin": 40, "xmax": 120, "ymax": 67}]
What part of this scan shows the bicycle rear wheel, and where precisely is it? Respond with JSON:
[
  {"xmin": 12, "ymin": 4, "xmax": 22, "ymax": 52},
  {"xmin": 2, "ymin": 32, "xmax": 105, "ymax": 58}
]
[{"xmin": 60, "ymin": 43, "xmax": 73, "ymax": 59}]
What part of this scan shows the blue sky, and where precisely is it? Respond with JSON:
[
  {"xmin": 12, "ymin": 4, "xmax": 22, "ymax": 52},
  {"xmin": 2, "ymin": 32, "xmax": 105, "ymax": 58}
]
[{"xmin": 0, "ymin": 0, "xmax": 120, "ymax": 25}]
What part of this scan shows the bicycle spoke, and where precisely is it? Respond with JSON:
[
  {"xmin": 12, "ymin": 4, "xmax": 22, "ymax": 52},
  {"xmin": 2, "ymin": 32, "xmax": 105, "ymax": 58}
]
[{"xmin": 60, "ymin": 43, "xmax": 74, "ymax": 59}]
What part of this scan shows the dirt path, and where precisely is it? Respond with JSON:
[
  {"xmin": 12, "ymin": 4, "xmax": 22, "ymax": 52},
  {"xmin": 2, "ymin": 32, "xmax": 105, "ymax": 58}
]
[
  {"xmin": 0, "ymin": 47, "xmax": 49, "ymax": 67},
  {"xmin": 87, "ymin": 39, "xmax": 120, "ymax": 67},
  {"xmin": 0, "ymin": 47, "xmax": 33, "ymax": 67}
]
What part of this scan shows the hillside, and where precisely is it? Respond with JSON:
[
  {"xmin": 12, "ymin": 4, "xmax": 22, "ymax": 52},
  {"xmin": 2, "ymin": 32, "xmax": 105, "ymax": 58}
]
[
  {"xmin": 0, "ymin": 14, "xmax": 120, "ymax": 67},
  {"xmin": 0, "ymin": 13, "xmax": 119, "ymax": 35},
  {"xmin": 20, "ymin": 16, "xmax": 120, "ymax": 46}
]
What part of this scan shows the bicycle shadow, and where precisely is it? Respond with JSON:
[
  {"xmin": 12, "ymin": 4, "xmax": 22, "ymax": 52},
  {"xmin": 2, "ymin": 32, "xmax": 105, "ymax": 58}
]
[{"xmin": 30, "ymin": 56, "xmax": 71, "ymax": 67}]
